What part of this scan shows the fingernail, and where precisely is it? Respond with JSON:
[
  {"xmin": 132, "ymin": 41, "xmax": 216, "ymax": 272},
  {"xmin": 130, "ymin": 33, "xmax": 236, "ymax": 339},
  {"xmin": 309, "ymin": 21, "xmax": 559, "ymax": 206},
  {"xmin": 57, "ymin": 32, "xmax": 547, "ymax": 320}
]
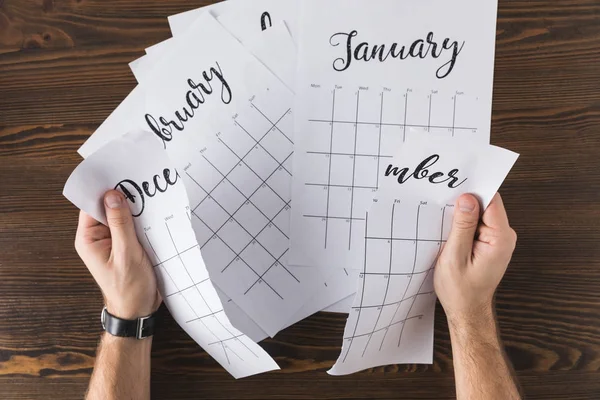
[
  {"xmin": 458, "ymin": 197, "xmax": 475, "ymax": 213},
  {"xmin": 105, "ymin": 193, "xmax": 122, "ymax": 209}
]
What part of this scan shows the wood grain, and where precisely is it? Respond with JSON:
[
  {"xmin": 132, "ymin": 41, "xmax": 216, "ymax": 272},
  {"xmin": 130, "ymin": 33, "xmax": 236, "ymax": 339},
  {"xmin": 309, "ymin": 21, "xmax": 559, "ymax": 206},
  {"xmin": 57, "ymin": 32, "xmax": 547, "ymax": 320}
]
[{"xmin": 2, "ymin": 0, "xmax": 600, "ymax": 398}]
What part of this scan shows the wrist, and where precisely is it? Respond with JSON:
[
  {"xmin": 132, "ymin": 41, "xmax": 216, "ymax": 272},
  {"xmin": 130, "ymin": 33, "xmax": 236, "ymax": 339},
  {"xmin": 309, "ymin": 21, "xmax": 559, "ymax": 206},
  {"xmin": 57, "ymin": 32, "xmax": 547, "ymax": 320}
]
[
  {"xmin": 102, "ymin": 331, "xmax": 153, "ymax": 348},
  {"xmin": 447, "ymin": 303, "xmax": 496, "ymax": 336},
  {"xmin": 105, "ymin": 296, "xmax": 159, "ymax": 320},
  {"xmin": 100, "ymin": 332, "xmax": 153, "ymax": 364}
]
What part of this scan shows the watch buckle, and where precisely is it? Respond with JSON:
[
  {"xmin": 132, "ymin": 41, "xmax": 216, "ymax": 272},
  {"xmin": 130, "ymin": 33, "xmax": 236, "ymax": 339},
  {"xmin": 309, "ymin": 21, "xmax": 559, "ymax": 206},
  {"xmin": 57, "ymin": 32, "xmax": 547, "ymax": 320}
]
[
  {"xmin": 101, "ymin": 306, "xmax": 107, "ymax": 330},
  {"xmin": 137, "ymin": 315, "xmax": 151, "ymax": 339}
]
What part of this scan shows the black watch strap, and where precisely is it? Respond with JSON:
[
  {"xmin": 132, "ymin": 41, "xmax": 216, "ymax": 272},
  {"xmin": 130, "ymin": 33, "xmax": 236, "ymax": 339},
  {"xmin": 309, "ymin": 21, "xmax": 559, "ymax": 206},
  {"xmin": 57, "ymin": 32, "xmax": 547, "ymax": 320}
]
[{"xmin": 101, "ymin": 307, "xmax": 157, "ymax": 339}]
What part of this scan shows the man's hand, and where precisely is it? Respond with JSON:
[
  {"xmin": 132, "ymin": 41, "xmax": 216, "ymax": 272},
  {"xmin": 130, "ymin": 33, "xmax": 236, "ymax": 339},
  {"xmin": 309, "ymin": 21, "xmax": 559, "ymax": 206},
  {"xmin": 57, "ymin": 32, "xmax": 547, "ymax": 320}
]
[
  {"xmin": 434, "ymin": 192, "xmax": 517, "ymax": 325},
  {"xmin": 75, "ymin": 190, "xmax": 161, "ymax": 319},
  {"xmin": 434, "ymin": 192, "xmax": 521, "ymax": 400}
]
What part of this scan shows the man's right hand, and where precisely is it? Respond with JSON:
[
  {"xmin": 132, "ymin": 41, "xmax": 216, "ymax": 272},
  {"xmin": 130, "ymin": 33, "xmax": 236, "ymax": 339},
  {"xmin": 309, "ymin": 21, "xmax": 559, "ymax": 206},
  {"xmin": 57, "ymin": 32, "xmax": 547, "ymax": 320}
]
[{"xmin": 434, "ymin": 192, "xmax": 517, "ymax": 326}]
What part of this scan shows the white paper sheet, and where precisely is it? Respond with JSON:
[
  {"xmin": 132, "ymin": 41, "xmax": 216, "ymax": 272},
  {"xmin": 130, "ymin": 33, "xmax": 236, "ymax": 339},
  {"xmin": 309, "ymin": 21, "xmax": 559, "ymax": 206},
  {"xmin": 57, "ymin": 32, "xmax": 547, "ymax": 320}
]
[
  {"xmin": 215, "ymin": 286, "xmax": 269, "ymax": 342},
  {"xmin": 243, "ymin": 21, "xmax": 296, "ymax": 91},
  {"xmin": 323, "ymin": 294, "xmax": 354, "ymax": 313},
  {"xmin": 168, "ymin": 0, "xmax": 299, "ymax": 43},
  {"xmin": 289, "ymin": 0, "xmax": 499, "ymax": 270},
  {"xmin": 78, "ymin": 85, "xmax": 145, "ymax": 158},
  {"xmin": 171, "ymin": 101, "xmax": 355, "ymax": 336},
  {"xmin": 64, "ymin": 131, "xmax": 278, "ymax": 378},
  {"xmin": 377, "ymin": 136, "xmax": 520, "ymax": 209},
  {"xmin": 128, "ymin": 56, "xmax": 146, "ymax": 80},
  {"xmin": 127, "ymin": 15, "xmax": 356, "ymax": 332},
  {"xmin": 329, "ymin": 195, "xmax": 449, "ymax": 375},
  {"xmin": 130, "ymin": 23, "xmax": 298, "ymax": 342},
  {"xmin": 131, "ymin": 21, "xmax": 296, "ymax": 93},
  {"xmin": 285, "ymin": 267, "xmax": 358, "ymax": 326},
  {"xmin": 145, "ymin": 38, "xmax": 174, "ymax": 57},
  {"xmin": 329, "ymin": 138, "xmax": 518, "ymax": 375}
]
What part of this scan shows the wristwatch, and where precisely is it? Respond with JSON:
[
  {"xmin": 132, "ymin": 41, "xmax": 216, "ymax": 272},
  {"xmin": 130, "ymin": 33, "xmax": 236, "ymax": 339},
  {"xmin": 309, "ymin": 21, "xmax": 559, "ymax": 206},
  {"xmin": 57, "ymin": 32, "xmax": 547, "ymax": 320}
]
[{"xmin": 100, "ymin": 306, "xmax": 157, "ymax": 339}]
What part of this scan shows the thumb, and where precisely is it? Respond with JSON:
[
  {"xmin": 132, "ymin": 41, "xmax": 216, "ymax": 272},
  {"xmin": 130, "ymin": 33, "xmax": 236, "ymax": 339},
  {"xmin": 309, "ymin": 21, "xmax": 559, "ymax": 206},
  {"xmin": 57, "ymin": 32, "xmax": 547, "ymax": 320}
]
[
  {"xmin": 104, "ymin": 190, "xmax": 138, "ymax": 255},
  {"xmin": 444, "ymin": 194, "xmax": 481, "ymax": 264}
]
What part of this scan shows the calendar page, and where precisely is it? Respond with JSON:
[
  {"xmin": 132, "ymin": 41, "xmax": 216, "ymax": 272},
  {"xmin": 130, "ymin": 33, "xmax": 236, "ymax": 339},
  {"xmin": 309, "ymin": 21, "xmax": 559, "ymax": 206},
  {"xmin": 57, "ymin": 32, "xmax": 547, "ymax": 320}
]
[{"xmin": 290, "ymin": 0, "xmax": 499, "ymax": 269}]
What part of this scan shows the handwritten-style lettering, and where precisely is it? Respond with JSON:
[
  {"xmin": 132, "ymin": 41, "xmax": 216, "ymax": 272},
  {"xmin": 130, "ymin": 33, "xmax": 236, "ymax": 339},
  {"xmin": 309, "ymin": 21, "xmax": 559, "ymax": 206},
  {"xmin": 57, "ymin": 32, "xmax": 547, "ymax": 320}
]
[
  {"xmin": 261, "ymin": 12, "xmax": 272, "ymax": 31},
  {"xmin": 144, "ymin": 62, "xmax": 232, "ymax": 147},
  {"xmin": 114, "ymin": 168, "xmax": 180, "ymax": 217},
  {"xmin": 384, "ymin": 154, "xmax": 467, "ymax": 188},
  {"xmin": 329, "ymin": 31, "xmax": 465, "ymax": 79}
]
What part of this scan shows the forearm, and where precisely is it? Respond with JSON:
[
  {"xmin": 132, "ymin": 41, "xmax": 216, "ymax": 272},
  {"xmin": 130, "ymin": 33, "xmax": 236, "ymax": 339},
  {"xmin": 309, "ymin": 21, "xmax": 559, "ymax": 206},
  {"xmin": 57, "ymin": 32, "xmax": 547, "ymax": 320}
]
[
  {"xmin": 449, "ymin": 308, "xmax": 520, "ymax": 400},
  {"xmin": 87, "ymin": 334, "xmax": 153, "ymax": 400}
]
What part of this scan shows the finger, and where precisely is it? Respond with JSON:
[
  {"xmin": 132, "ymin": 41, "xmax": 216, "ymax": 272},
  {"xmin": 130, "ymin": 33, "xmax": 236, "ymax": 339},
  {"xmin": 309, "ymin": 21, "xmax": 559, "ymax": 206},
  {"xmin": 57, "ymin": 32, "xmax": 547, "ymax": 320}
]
[
  {"xmin": 77, "ymin": 210, "xmax": 101, "ymax": 231},
  {"xmin": 76, "ymin": 211, "xmax": 105, "ymax": 246},
  {"xmin": 444, "ymin": 194, "xmax": 481, "ymax": 264},
  {"xmin": 88, "ymin": 225, "xmax": 112, "ymax": 241},
  {"xmin": 104, "ymin": 190, "xmax": 139, "ymax": 255},
  {"xmin": 481, "ymin": 193, "xmax": 511, "ymax": 230}
]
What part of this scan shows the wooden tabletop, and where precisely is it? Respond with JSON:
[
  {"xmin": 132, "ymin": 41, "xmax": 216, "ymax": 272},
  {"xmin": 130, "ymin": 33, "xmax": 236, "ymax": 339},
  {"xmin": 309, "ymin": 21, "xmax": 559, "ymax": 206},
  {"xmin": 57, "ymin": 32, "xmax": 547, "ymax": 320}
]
[{"xmin": 2, "ymin": 0, "xmax": 600, "ymax": 398}]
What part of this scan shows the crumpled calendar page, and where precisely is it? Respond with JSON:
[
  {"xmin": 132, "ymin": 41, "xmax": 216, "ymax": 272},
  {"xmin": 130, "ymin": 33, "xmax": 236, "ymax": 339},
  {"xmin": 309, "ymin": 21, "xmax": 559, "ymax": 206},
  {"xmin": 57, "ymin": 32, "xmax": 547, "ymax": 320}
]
[
  {"xmin": 290, "ymin": 0, "xmax": 499, "ymax": 270},
  {"xmin": 329, "ymin": 137, "xmax": 518, "ymax": 375},
  {"xmin": 63, "ymin": 131, "xmax": 279, "ymax": 379}
]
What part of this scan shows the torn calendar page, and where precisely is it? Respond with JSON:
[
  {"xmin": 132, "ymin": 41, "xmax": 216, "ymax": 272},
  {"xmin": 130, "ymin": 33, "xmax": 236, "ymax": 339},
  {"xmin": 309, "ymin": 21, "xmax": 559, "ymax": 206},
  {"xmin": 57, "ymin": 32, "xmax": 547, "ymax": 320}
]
[
  {"xmin": 324, "ymin": 294, "xmax": 354, "ymax": 313},
  {"xmin": 128, "ymin": 56, "xmax": 147, "ymax": 81},
  {"xmin": 85, "ymin": 11, "xmax": 294, "ymax": 158},
  {"xmin": 168, "ymin": 0, "xmax": 299, "ymax": 43},
  {"xmin": 145, "ymin": 38, "xmax": 173, "ymax": 57},
  {"xmin": 215, "ymin": 287, "xmax": 269, "ymax": 343},
  {"xmin": 329, "ymin": 195, "xmax": 449, "ymax": 375},
  {"xmin": 174, "ymin": 116, "xmax": 336, "ymax": 337},
  {"xmin": 379, "ymin": 135, "xmax": 519, "ymax": 209},
  {"xmin": 63, "ymin": 131, "xmax": 278, "ymax": 378},
  {"xmin": 284, "ymin": 267, "xmax": 358, "ymax": 327},
  {"xmin": 329, "ymin": 139, "xmax": 518, "ymax": 375},
  {"xmin": 131, "ymin": 13, "xmax": 343, "ymax": 337},
  {"xmin": 290, "ymin": 0, "xmax": 499, "ymax": 269},
  {"xmin": 80, "ymin": 12, "xmax": 287, "ymax": 160}
]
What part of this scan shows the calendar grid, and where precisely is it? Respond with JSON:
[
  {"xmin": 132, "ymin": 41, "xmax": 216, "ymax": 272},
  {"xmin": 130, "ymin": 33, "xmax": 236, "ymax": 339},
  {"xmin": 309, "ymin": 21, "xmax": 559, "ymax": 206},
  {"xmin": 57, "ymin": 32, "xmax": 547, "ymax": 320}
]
[
  {"xmin": 396, "ymin": 205, "xmax": 447, "ymax": 347},
  {"xmin": 190, "ymin": 205, "xmax": 285, "ymax": 299},
  {"xmin": 339, "ymin": 202, "xmax": 450, "ymax": 363},
  {"xmin": 307, "ymin": 120, "xmax": 477, "ymax": 130},
  {"xmin": 347, "ymin": 91, "xmax": 361, "ymax": 250},
  {"xmin": 143, "ymin": 220, "xmax": 261, "ymax": 364},
  {"xmin": 402, "ymin": 91, "xmax": 408, "ymax": 142},
  {"xmin": 187, "ymin": 104, "xmax": 299, "ymax": 304},
  {"xmin": 452, "ymin": 95, "xmax": 457, "ymax": 136},
  {"xmin": 234, "ymin": 119, "xmax": 292, "ymax": 175},
  {"xmin": 360, "ymin": 202, "xmax": 396, "ymax": 355},
  {"xmin": 375, "ymin": 92, "xmax": 384, "ymax": 189},
  {"xmin": 323, "ymin": 88, "xmax": 336, "ymax": 248},
  {"xmin": 304, "ymin": 86, "xmax": 478, "ymax": 251},
  {"xmin": 190, "ymin": 107, "xmax": 290, "ymax": 214}
]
